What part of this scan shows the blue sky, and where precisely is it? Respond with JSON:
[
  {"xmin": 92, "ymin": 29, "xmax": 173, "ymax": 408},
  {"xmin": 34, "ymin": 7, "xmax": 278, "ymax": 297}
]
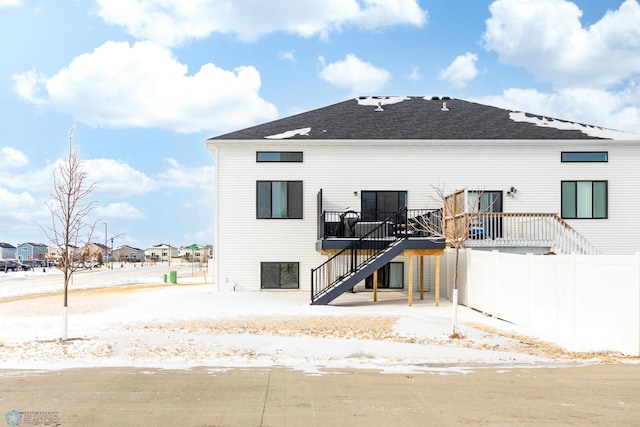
[{"xmin": 1, "ymin": 0, "xmax": 639, "ymax": 250}]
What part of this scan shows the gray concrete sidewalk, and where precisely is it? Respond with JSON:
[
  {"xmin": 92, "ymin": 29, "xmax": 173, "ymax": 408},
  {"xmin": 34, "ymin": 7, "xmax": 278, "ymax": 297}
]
[{"xmin": 2, "ymin": 364, "xmax": 639, "ymax": 426}]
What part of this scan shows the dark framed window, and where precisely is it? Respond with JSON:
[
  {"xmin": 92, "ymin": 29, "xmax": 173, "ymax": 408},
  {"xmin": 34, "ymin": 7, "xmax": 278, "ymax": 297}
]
[
  {"xmin": 261, "ymin": 262, "xmax": 299, "ymax": 289},
  {"xmin": 561, "ymin": 181, "xmax": 607, "ymax": 219},
  {"xmin": 361, "ymin": 191, "xmax": 407, "ymax": 221},
  {"xmin": 257, "ymin": 151, "xmax": 303, "ymax": 162},
  {"xmin": 365, "ymin": 262, "xmax": 404, "ymax": 289},
  {"xmin": 561, "ymin": 152, "xmax": 608, "ymax": 162},
  {"xmin": 257, "ymin": 181, "xmax": 303, "ymax": 219}
]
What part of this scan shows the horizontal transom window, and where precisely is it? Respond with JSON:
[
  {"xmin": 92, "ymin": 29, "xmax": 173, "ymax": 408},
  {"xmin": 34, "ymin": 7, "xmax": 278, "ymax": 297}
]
[
  {"xmin": 561, "ymin": 152, "xmax": 608, "ymax": 162},
  {"xmin": 257, "ymin": 151, "xmax": 303, "ymax": 162}
]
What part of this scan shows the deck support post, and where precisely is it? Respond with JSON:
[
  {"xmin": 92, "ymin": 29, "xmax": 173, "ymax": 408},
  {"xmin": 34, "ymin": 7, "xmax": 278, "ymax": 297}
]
[
  {"xmin": 419, "ymin": 256, "xmax": 424, "ymax": 300},
  {"xmin": 408, "ymin": 256, "xmax": 413, "ymax": 307},
  {"xmin": 435, "ymin": 254, "xmax": 440, "ymax": 307},
  {"xmin": 373, "ymin": 270, "xmax": 378, "ymax": 302}
]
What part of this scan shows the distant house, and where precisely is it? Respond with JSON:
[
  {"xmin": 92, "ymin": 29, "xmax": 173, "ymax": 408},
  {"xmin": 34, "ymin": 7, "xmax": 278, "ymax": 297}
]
[
  {"xmin": 48, "ymin": 244, "xmax": 76, "ymax": 263},
  {"xmin": 16, "ymin": 242, "xmax": 48, "ymax": 261},
  {"xmin": 179, "ymin": 244, "xmax": 211, "ymax": 263},
  {"xmin": 145, "ymin": 243, "xmax": 178, "ymax": 264},
  {"xmin": 0, "ymin": 242, "xmax": 16, "ymax": 260},
  {"xmin": 112, "ymin": 245, "xmax": 145, "ymax": 263},
  {"xmin": 205, "ymin": 95, "xmax": 640, "ymax": 303},
  {"xmin": 85, "ymin": 243, "xmax": 110, "ymax": 263}
]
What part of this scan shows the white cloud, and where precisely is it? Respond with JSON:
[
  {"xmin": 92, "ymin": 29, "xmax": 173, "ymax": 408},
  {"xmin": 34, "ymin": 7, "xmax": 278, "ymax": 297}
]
[
  {"xmin": 85, "ymin": 158, "xmax": 157, "ymax": 196},
  {"xmin": 484, "ymin": 0, "xmax": 640, "ymax": 89},
  {"xmin": 0, "ymin": 155, "xmax": 52, "ymax": 191},
  {"xmin": 94, "ymin": 202, "xmax": 146, "ymax": 220},
  {"xmin": 318, "ymin": 54, "xmax": 391, "ymax": 95},
  {"xmin": 12, "ymin": 41, "xmax": 278, "ymax": 133},
  {"xmin": 95, "ymin": 0, "xmax": 427, "ymax": 46},
  {"xmin": 278, "ymin": 50, "xmax": 296, "ymax": 62},
  {"xmin": 0, "ymin": 187, "xmax": 36, "ymax": 217},
  {"xmin": 408, "ymin": 66, "xmax": 422, "ymax": 81},
  {"xmin": 12, "ymin": 70, "xmax": 46, "ymax": 106},
  {"xmin": 159, "ymin": 158, "xmax": 215, "ymax": 189},
  {"xmin": 474, "ymin": 86, "xmax": 640, "ymax": 135},
  {"xmin": 0, "ymin": 0, "xmax": 21, "ymax": 8},
  {"xmin": 0, "ymin": 187, "xmax": 50, "ymax": 242},
  {"xmin": 0, "ymin": 147, "xmax": 28, "ymax": 169},
  {"xmin": 438, "ymin": 53, "xmax": 479, "ymax": 88}
]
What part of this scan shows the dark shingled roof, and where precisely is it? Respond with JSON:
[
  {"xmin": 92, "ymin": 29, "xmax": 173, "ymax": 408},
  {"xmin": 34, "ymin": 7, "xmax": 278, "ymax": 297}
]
[{"xmin": 209, "ymin": 96, "xmax": 622, "ymax": 141}]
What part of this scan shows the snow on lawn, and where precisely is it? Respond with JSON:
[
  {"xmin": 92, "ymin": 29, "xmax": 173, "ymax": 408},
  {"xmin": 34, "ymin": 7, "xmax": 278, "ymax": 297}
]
[{"xmin": 0, "ymin": 273, "xmax": 629, "ymax": 374}]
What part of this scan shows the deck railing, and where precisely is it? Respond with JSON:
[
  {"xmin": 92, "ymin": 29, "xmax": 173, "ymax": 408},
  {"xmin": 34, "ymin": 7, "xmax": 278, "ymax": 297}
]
[
  {"xmin": 319, "ymin": 209, "xmax": 443, "ymax": 239},
  {"xmin": 459, "ymin": 212, "xmax": 600, "ymax": 255},
  {"xmin": 318, "ymin": 210, "xmax": 599, "ymax": 255}
]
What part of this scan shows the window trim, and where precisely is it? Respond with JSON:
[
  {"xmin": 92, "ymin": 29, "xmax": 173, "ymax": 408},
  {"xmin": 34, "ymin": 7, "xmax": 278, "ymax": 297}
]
[
  {"xmin": 256, "ymin": 151, "xmax": 303, "ymax": 162},
  {"xmin": 260, "ymin": 262, "xmax": 300, "ymax": 289},
  {"xmin": 561, "ymin": 180, "xmax": 608, "ymax": 219},
  {"xmin": 256, "ymin": 180, "xmax": 303, "ymax": 219},
  {"xmin": 561, "ymin": 151, "xmax": 608, "ymax": 163}
]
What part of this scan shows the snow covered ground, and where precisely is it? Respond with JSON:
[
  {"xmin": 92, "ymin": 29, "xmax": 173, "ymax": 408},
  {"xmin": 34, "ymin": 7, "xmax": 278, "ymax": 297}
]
[{"xmin": 0, "ymin": 265, "xmax": 633, "ymax": 374}]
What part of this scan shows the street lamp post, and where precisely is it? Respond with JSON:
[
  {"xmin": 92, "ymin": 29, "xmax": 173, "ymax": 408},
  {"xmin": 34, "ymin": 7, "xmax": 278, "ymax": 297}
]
[
  {"xmin": 103, "ymin": 223, "xmax": 107, "ymax": 267},
  {"xmin": 110, "ymin": 237, "xmax": 114, "ymax": 270}
]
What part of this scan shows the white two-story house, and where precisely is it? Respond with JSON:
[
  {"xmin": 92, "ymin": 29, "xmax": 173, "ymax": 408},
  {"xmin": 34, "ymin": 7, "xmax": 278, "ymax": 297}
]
[{"xmin": 206, "ymin": 96, "xmax": 640, "ymax": 303}]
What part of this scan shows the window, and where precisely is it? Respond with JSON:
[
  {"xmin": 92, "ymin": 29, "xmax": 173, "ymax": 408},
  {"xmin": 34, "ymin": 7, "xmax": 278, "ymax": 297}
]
[
  {"xmin": 257, "ymin": 151, "xmax": 303, "ymax": 162},
  {"xmin": 257, "ymin": 181, "xmax": 303, "ymax": 219},
  {"xmin": 561, "ymin": 152, "xmax": 608, "ymax": 162},
  {"xmin": 561, "ymin": 181, "xmax": 607, "ymax": 219},
  {"xmin": 365, "ymin": 263, "xmax": 404, "ymax": 289},
  {"xmin": 261, "ymin": 262, "xmax": 299, "ymax": 289}
]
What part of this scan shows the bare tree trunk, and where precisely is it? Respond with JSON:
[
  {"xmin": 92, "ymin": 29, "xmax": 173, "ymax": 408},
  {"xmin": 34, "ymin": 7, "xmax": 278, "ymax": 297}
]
[
  {"xmin": 35, "ymin": 126, "xmax": 97, "ymax": 341},
  {"xmin": 452, "ymin": 246, "xmax": 460, "ymax": 337}
]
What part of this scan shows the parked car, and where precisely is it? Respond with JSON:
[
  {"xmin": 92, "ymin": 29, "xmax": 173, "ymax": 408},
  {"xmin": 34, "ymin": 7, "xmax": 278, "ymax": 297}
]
[
  {"xmin": 0, "ymin": 260, "xmax": 6, "ymax": 272},
  {"xmin": 2, "ymin": 260, "xmax": 27, "ymax": 272},
  {"xmin": 84, "ymin": 260, "xmax": 101, "ymax": 269},
  {"xmin": 21, "ymin": 260, "xmax": 39, "ymax": 269},
  {"xmin": 17, "ymin": 261, "xmax": 31, "ymax": 271}
]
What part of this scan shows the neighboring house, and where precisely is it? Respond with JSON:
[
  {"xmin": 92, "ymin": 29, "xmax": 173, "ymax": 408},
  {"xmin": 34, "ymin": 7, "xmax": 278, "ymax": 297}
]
[
  {"xmin": 145, "ymin": 244, "xmax": 178, "ymax": 263},
  {"xmin": 206, "ymin": 96, "xmax": 640, "ymax": 301},
  {"xmin": 0, "ymin": 242, "xmax": 16, "ymax": 260},
  {"xmin": 179, "ymin": 244, "xmax": 209, "ymax": 263},
  {"xmin": 85, "ymin": 243, "xmax": 110, "ymax": 263},
  {"xmin": 16, "ymin": 242, "xmax": 48, "ymax": 261},
  {"xmin": 112, "ymin": 245, "xmax": 145, "ymax": 263}
]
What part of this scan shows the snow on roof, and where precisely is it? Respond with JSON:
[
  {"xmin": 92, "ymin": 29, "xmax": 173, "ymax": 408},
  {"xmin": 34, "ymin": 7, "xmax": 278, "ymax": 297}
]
[
  {"xmin": 356, "ymin": 95, "xmax": 410, "ymax": 107},
  {"xmin": 509, "ymin": 112, "xmax": 640, "ymax": 141},
  {"xmin": 264, "ymin": 127, "xmax": 312, "ymax": 139}
]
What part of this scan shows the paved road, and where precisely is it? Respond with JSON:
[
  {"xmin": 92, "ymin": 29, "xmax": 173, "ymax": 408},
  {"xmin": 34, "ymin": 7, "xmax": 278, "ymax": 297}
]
[
  {"xmin": 0, "ymin": 263, "xmax": 206, "ymax": 300},
  {"xmin": 1, "ymin": 364, "xmax": 639, "ymax": 426}
]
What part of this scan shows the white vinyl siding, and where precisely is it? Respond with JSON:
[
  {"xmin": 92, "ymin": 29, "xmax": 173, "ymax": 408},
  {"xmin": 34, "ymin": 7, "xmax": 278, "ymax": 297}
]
[{"xmin": 209, "ymin": 139, "xmax": 640, "ymax": 291}]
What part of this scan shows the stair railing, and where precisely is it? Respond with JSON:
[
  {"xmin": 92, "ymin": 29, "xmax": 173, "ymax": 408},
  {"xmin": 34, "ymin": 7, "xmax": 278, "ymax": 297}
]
[{"xmin": 311, "ymin": 208, "xmax": 407, "ymax": 303}]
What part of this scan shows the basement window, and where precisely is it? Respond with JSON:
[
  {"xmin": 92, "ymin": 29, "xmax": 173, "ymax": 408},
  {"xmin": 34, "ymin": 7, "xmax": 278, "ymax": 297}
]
[{"xmin": 261, "ymin": 262, "xmax": 299, "ymax": 289}]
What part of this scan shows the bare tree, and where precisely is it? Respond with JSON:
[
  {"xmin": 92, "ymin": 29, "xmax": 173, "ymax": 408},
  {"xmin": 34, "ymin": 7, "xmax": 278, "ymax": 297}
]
[
  {"xmin": 39, "ymin": 126, "xmax": 98, "ymax": 340},
  {"xmin": 412, "ymin": 186, "xmax": 488, "ymax": 338}
]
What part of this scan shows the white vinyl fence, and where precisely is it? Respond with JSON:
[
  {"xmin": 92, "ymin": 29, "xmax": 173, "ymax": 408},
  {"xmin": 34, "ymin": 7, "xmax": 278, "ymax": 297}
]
[{"xmin": 440, "ymin": 249, "xmax": 640, "ymax": 356}]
